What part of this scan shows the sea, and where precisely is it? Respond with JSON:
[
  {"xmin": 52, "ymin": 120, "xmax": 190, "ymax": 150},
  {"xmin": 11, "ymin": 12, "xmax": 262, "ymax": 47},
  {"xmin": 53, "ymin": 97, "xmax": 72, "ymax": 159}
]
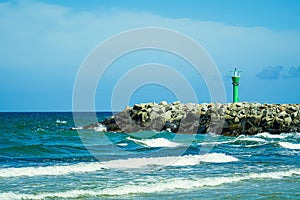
[{"xmin": 0, "ymin": 112, "xmax": 299, "ymax": 199}]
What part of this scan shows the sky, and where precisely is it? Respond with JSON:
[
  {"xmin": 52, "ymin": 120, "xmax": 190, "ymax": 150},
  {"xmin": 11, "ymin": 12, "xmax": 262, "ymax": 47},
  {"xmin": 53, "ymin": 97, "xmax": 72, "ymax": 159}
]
[{"xmin": 1, "ymin": 0, "xmax": 300, "ymax": 111}]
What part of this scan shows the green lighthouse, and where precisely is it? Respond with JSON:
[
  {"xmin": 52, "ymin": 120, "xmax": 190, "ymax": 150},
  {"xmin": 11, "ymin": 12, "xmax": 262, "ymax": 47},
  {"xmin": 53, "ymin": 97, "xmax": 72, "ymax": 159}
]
[{"xmin": 231, "ymin": 68, "xmax": 241, "ymax": 103}]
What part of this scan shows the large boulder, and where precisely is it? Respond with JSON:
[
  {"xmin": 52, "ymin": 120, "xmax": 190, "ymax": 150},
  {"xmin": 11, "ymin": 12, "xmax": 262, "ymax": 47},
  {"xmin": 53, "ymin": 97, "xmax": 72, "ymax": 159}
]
[{"xmin": 91, "ymin": 102, "xmax": 300, "ymax": 135}]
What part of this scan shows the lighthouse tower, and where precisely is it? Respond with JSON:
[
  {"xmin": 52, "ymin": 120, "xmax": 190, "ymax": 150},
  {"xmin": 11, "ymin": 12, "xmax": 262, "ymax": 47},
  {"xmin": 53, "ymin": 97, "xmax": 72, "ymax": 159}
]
[{"xmin": 231, "ymin": 68, "xmax": 241, "ymax": 103}]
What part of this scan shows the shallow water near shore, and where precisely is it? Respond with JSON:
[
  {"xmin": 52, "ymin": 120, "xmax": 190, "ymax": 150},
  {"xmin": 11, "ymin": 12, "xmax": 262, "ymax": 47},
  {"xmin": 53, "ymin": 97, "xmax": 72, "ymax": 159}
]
[{"xmin": 0, "ymin": 112, "xmax": 299, "ymax": 199}]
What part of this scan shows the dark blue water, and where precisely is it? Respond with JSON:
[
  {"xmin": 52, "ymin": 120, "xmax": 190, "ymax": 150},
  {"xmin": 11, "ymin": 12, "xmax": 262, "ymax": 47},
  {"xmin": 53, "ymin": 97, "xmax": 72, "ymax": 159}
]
[{"xmin": 0, "ymin": 112, "xmax": 299, "ymax": 199}]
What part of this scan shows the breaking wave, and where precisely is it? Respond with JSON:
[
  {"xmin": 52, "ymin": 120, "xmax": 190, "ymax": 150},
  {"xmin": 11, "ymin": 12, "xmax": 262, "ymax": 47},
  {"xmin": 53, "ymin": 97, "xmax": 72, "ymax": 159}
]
[
  {"xmin": 200, "ymin": 132, "xmax": 300, "ymax": 148},
  {"xmin": 0, "ymin": 153, "xmax": 237, "ymax": 178},
  {"xmin": 279, "ymin": 142, "xmax": 300, "ymax": 150},
  {"xmin": 200, "ymin": 135, "xmax": 267, "ymax": 146},
  {"xmin": 255, "ymin": 132, "xmax": 285, "ymax": 139},
  {"xmin": 56, "ymin": 119, "xmax": 67, "ymax": 124},
  {"xmin": 0, "ymin": 162, "xmax": 106, "ymax": 178},
  {"xmin": 127, "ymin": 137, "xmax": 183, "ymax": 148},
  {"xmin": 116, "ymin": 143, "xmax": 128, "ymax": 147},
  {"xmin": 1, "ymin": 168, "xmax": 299, "ymax": 199},
  {"xmin": 238, "ymin": 137, "xmax": 266, "ymax": 143}
]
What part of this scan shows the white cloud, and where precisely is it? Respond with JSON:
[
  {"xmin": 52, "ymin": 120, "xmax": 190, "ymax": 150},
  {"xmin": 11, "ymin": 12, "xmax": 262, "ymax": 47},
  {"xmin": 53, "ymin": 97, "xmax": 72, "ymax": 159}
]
[
  {"xmin": 1, "ymin": 0, "xmax": 300, "ymax": 72},
  {"xmin": 1, "ymin": 0, "xmax": 300, "ymax": 109}
]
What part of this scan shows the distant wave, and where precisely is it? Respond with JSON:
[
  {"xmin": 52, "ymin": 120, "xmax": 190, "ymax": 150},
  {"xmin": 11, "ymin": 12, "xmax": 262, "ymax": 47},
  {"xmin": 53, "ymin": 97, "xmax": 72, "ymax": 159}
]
[
  {"xmin": 200, "ymin": 135, "xmax": 267, "ymax": 147},
  {"xmin": 238, "ymin": 137, "xmax": 267, "ymax": 143},
  {"xmin": 70, "ymin": 126, "xmax": 83, "ymax": 130},
  {"xmin": 116, "ymin": 143, "xmax": 128, "ymax": 147},
  {"xmin": 94, "ymin": 124, "xmax": 107, "ymax": 132},
  {"xmin": 280, "ymin": 132, "xmax": 300, "ymax": 139},
  {"xmin": 279, "ymin": 142, "xmax": 300, "ymax": 150},
  {"xmin": 200, "ymin": 132, "xmax": 300, "ymax": 148},
  {"xmin": 0, "ymin": 162, "xmax": 106, "ymax": 178},
  {"xmin": 255, "ymin": 132, "xmax": 300, "ymax": 139},
  {"xmin": 255, "ymin": 132, "xmax": 286, "ymax": 139},
  {"xmin": 1, "ymin": 168, "xmax": 299, "ymax": 199},
  {"xmin": 103, "ymin": 153, "xmax": 238, "ymax": 168},
  {"xmin": 0, "ymin": 153, "xmax": 237, "ymax": 178},
  {"xmin": 56, "ymin": 119, "xmax": 67, "ymax": 124},
  {"xmin": 127, "ymin": 137, "xmax": 183, "ymax": 148}
]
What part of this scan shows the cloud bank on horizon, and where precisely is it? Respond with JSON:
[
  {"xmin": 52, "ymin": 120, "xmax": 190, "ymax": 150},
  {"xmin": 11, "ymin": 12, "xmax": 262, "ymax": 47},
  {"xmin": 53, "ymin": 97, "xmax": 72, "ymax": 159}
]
[
  {"xmin": 256, "ymin": 66, "xmax": 300, "ymax": 80},
  {"xmin": 0, "ymin": 0, "xmax": 300, "ymax": 111}
]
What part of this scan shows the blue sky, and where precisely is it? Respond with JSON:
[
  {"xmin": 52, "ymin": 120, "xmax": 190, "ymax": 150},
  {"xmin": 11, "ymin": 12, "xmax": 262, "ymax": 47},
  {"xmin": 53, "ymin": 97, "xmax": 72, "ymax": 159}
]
[{"xmin": 1, "ymin": 0, "xmax": 300, "ymax": 111}]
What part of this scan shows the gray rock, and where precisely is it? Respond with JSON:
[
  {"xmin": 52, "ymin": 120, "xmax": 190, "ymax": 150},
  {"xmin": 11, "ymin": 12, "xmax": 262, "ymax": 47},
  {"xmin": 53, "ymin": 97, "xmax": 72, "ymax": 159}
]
[
  {"xmin": 95, "ymin": 102, "xmax": 300, "ymax": 135},
  {"xmin": 133, "ymin": 104, "xmax": 143, "ymax": 110},
  {"xmin": 149, "ymin": 111, "xmax": 165, "ymax": 131},
  {"xmin": 152, "ymin": 104, "xmax": 163, "ymax": 112},
  {"xmin": 234, "ymin": 117, "xmax": 240, "ymax": 123},
  {"xmin": 284, "ymin": 116, "xmax": 292, "ymax": 126},
  {"xmin": 172, "ymin": 101, "xmax": 180, "ymax": 105},
  {"xmin": 159, "ymin": 101, "xmax": 168, "ymax": 106},
  {"xmin": 164, "ymin": 111, "xmax": 172, "ymax": 121},
  {"xmin": 278, "ymin": 111, "xmax": 287, "ymax": 118}
]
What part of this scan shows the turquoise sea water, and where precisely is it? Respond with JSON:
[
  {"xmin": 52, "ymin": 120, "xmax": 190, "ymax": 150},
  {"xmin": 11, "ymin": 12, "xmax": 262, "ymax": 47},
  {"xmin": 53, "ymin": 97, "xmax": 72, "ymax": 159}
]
[{"xmin": 0, "ymin": 112, "xmax": 299, "ymax": 199}]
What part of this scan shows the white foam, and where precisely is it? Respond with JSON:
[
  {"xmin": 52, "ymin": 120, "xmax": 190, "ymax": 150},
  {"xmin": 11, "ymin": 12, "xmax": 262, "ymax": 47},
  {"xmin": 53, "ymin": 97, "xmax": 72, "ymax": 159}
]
[
  {"xmin": 280, "ymin": 132, "xmax": 300, "ymax": 139},
  {"xmin": 0, "ymin": 190, "xmax": 98, "ymax": 200},
  {"xmin": 94, "ymin": 124, "xmax": 107, "ymax": 132},
  {"xmin": 127, "ymin": 137, "xmax": 182, "ymax": 148},
  {"xmin": 0, "ymin": 153, "xmax": 238, "ymax": 178},
  {"xmin": 279, "ymin": 142, "xmax": 300, "ymax": 150},
  {"xmin": 1, "ymin": 169, "xmax": 299, "ymax": 199},
  {"xmin": 56, "ymin": 119, "xmax": 67, "ymax": 124},
  {"xmin": 101, "ymin": 169, "xmax": 300, "ymax": 196},
  {"xmin": 116, "ymin": 143, "xmax": 128, "ymax": 147},
  {"xmin": 0, "ymin": 162, "xmax": 106, "ymax": 178},
  {"xmin": 201, "ymin": 136, "xmax": 268, "ymax": 146},
  {"xmin": 70, "ymin": 126, "xmax": 83, "ymax": 130},
  {"xmin": 239, "ymin": 137, "xmax": 267, "ymax": 143},
  {"xmin": 255, "ymin": 132, "xmax": 285, "ymax": 139},
  {"xmin": 244, "ymin": 143, "xmax": 268, "ymax": 148},
  {"xmin": 104, "ymin": 153, "xmax": 238, "ymax": 168}
]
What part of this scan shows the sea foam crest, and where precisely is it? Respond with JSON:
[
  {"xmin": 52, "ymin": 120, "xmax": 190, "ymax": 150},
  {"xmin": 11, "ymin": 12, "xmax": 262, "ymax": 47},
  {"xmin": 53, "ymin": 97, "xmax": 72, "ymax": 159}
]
[
  {"xmin": 99, "ymin": 169, "xmax": 300, "ymax": 196},
  {"xmin": 280, "ymin": 132, "xmax": 300, "ymax": 139},
  {"xmin": 238, "ymin": 137, "xmax": 267, "ymax": 143},
  {"xmin": 56, "ymin": 119, "xmax": 67, "ymax": 124},
  {"xmin": 94, "ymin": 124, "xmax": 107, "ymax": 132},
  {"xmin": 0, "ymin": 162, "xmax": 106, "ymax": 178},
  {"xmin": 0, "ymin": 153, "xmax": 237, "ymax": 178},
  {"xmin": 200, "ymin": 135, "xmax": 267, "ymax": 146},
  {"xmin": 256, "ymin": 132, "xmax": 300, "ymax": 139},
  {"xmin": 104, "ymin": 153, "xmax": 238, "ymax": 168},
  {"xmin": 116, "ymin": 143, "xmax": 128, "ymax": 147},
  {"xmin": 127, "ymin": 137, "xmax": 183, "ymax": 148},
  {"xmin": 279, "ymin": 142, "xmax": 300, "ymax": 150},
  {"xmin": 255, "ymin": 132, "xmax": 285, "ymax": 139},
  {"xmin": 1, "ymin": 169, "xmax": 299, "ymax": 199}
]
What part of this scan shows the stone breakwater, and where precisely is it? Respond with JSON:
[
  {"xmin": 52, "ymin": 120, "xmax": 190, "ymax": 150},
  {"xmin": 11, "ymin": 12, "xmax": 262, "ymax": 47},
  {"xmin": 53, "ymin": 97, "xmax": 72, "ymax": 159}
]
[{"xmin": 97, "ymin": 101, "xmax": 300, "ymax": 136}]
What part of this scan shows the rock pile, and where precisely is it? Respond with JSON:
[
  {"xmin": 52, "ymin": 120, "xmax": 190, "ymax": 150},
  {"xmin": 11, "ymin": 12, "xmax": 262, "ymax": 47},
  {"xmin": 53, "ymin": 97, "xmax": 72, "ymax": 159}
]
[{"xmin": 101, "ymin": 102, "xmax": 300, "ymax": 135}]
